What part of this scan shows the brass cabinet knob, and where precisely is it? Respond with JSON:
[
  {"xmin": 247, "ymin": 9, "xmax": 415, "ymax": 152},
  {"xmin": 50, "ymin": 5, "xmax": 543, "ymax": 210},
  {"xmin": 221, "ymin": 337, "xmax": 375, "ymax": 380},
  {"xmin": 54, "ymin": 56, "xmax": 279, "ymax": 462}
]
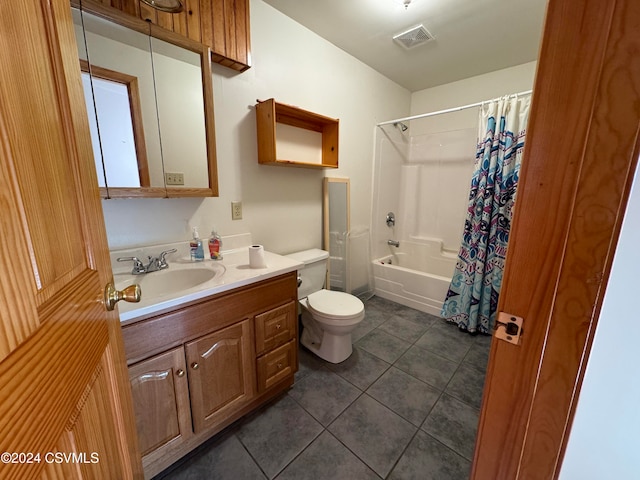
[
  {"xmin": 104, "ymin": 283, "xmax": 141, "ymax": 311},
  {"xmin": 277, "ymin": 363, "xmax": 283, "ymax": 369},
  {"xmin": 176, "ymin": 369, "xmax": 185, "ymax": 377},
  {"xmin": 191, "ymin": 362, "xmax": 199, "ymax": 370},
  {"xmin": 276, "ymin": 323, "xmax": 282, "ymax": 330}
]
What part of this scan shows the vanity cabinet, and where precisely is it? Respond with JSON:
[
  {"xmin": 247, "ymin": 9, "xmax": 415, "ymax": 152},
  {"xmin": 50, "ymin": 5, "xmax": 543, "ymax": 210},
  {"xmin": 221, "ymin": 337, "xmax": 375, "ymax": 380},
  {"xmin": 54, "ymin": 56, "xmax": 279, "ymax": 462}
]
[
  {"xmin": 93, "ymin": 0, "xmax": 251, "ymax": 71},
  {"xmin": 121, "ymin": 272, "xmax": 298, "ymax": 478}
]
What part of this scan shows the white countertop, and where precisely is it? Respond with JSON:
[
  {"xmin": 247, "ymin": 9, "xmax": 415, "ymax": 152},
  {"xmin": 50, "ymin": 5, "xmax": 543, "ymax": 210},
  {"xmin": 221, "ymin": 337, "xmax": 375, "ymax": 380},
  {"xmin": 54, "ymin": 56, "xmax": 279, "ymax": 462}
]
[{"xmin": 113, "ymin": 238, "xmax": 302, "ymax": 325}]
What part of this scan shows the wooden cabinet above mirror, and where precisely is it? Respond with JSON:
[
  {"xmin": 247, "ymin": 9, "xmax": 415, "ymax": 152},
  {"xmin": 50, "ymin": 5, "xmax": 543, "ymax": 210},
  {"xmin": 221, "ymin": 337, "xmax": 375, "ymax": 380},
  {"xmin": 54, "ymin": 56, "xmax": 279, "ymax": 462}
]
[
  {"xmin": 85, "ymin": 0, "xmax": 251, "ymax": 72},
  {"xmin": 73, "ymin": 1, "xmax": 218, "ymax": 198}
]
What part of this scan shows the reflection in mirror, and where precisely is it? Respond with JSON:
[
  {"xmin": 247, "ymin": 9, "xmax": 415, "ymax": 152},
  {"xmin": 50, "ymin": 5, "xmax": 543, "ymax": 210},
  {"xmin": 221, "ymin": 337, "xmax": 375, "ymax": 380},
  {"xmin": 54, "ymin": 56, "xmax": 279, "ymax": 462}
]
[
  {"xmin": 80, "ymin": 60, "xmax": 149, "ymax": 188},
  {"xmin": 151, "ymin": 37, "xmax": 209, "ymax": 188},
  {"xmin": 72, "ymin": 7, "xmax": 107, "ymax": 190},
  {"xmin": 72, "ymin": 2, "xmax": 218, "ymax": 198},
  {"xmin": 323, "ymin": 177, "xmax": 350, "ymax": 291},
  {"xmin": 74, "ymin": 7, "xmax": 163, "ymax": 195}
]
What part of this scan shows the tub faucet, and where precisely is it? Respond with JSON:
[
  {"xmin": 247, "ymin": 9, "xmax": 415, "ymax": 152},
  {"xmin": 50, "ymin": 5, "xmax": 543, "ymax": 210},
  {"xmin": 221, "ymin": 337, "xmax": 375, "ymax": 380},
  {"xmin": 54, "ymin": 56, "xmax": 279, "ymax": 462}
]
[{"xmin": 387, "ymin": 239, "xmax": 400, "ymax": 248}]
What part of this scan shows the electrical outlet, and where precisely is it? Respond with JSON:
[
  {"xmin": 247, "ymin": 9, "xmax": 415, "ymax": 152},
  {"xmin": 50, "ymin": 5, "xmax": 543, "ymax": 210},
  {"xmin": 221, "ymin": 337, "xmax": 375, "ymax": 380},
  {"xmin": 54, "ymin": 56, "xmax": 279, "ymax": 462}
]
[
  {"xmin": 231, "ymin": 201, "xmax": 242, "ymax": 220},
  {"xmin": 165, "ymin": 172, "xmax": 184, "ymax": 186}
]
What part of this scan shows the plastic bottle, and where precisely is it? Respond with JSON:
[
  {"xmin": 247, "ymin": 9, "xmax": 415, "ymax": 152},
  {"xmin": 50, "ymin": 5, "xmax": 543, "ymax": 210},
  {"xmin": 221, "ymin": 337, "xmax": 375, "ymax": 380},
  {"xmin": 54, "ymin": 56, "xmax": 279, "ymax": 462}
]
[
  {"xmin": 209, "ymin": 228, "xmax": 223, "ymax": 260},
  {"xmin": 190, "ymin": 227, "xmax": 204, "ymax": 262}
]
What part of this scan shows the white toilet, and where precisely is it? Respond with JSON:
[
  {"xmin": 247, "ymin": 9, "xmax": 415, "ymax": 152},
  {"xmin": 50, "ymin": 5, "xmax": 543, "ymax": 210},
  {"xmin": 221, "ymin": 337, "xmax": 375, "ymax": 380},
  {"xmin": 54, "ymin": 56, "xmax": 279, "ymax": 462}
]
[{"xmin": 286, "ymin": 249, "xmax": 365, "ymax": 364}]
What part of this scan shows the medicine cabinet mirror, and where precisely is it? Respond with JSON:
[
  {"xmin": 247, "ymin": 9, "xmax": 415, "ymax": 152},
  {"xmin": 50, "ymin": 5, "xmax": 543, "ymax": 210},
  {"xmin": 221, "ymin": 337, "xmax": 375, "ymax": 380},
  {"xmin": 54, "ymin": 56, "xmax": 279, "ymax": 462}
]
[
  {"xmin": 73, "ymin": 1, "xmax": 218, "ymax": 198},
  {"xmin": 323, "ymin": 177, "xmax": 350, "ymax": 291}
]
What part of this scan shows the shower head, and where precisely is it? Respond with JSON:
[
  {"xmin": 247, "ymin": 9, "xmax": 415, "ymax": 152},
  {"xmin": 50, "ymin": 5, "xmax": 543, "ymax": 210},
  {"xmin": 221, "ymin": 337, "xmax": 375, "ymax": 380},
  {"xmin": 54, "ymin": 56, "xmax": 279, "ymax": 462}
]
[{"xmin": 393, "ymin": 122, "xmax": 408, "ymax": 132}]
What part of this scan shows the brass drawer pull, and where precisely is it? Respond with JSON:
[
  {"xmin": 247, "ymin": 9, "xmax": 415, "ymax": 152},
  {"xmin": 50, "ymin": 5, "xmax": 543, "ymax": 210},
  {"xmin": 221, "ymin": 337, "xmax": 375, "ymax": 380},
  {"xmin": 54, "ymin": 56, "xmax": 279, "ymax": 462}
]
[
  {"xmin": 176, "ymin": 369, "xmax": 185, "ymax": 377},
  {"xmin": 191, "ymin": 362, "xmax": 199, "ymax": 370}
]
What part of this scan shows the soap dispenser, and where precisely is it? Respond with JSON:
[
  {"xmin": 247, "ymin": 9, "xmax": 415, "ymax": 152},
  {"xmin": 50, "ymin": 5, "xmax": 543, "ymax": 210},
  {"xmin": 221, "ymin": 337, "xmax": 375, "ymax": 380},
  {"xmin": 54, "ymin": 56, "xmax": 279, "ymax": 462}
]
[
  {"xmin": 190, "ymin": 227, "xmax": 204, "ymax": 262},
  {"xmin": 209, "ymin": 227, "xmax": 223, "ymax": 260}
]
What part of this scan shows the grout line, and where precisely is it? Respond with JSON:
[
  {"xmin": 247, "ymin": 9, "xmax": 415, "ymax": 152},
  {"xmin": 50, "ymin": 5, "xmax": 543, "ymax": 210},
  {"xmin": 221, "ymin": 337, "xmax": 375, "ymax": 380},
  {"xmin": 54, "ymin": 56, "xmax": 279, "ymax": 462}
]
[{"xmin": 164, "ymin": 298, "xmax": 486, "ymax": 479}]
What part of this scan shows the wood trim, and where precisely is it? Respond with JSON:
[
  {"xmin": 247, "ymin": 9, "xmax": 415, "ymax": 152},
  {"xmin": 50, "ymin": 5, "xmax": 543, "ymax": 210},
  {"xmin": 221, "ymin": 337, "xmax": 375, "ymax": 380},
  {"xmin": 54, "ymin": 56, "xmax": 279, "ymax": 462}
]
[
  {"xmin": 471, "ymin": 0, "xmax": 640, "ymax": 478},
  {"xmin": 201, "ymin": 44, "xmax": 219, "ymax": 196},
  {"xmin": 80, "ymin": 60, "xmax": 151, "ymax": 188},
  {"xmin": 104, "ymin": 186, "xmax": 168, "ymax": 198}
]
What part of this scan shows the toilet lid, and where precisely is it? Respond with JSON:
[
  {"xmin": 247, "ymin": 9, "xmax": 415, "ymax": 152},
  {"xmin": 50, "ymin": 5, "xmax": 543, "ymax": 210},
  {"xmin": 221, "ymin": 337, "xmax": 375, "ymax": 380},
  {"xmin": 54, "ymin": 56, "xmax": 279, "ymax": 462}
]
[{"xmin": 307, "ymin": 290, "xmax": 364, "ymax": 317}]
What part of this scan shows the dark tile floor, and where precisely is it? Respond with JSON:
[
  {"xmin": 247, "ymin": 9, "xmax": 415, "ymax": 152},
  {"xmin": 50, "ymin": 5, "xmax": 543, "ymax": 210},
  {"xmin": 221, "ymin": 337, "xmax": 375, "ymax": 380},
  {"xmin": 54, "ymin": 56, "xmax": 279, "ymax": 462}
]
[{"xmin": 155, "ymin": 296, "xmax": 491, "ymax": 480}]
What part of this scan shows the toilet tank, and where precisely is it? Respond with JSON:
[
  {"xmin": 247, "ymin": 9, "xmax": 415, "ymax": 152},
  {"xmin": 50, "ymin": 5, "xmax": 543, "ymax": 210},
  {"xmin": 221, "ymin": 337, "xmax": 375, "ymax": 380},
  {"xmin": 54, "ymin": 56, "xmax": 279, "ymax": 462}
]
[{"xmin": 285, "ymin": 249, "xmax": 329, "ymax": 300}]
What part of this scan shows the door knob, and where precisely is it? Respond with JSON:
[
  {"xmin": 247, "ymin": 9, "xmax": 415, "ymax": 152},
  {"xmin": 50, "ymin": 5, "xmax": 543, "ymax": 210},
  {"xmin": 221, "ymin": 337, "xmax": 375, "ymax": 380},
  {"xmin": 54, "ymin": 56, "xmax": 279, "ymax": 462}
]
[{"xmin": 104, "ymin": 283, "xmax": 141, "ymax": 311}]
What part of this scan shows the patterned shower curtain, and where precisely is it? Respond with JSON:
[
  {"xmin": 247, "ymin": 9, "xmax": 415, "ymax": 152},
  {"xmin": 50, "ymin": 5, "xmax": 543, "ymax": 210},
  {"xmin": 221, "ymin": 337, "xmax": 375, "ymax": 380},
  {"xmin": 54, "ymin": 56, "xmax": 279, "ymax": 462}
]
[{"xmin": 441, "ymin": 95, "xmax": 531, "ymax": 334}]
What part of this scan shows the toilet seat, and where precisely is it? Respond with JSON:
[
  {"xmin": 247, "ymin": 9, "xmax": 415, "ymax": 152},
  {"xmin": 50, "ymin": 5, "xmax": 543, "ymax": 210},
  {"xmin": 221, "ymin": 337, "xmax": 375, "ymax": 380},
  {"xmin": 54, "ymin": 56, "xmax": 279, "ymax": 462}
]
[{"xmin": 306, "ymin": 289, "xmax": 364, "ymax": 321}]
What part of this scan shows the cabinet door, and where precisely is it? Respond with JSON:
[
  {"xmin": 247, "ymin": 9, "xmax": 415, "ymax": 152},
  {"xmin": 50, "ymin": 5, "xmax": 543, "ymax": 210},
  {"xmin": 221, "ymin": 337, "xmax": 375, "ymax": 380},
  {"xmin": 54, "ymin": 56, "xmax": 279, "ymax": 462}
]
[
  {"xmin": 129, "ymin": 347, "xmax": 193, "ymax": 463},
  {"xmin": 201, "ymin": 0, "xmax": 251, "ymax": 70},
  {"xmin": 186, "ymin": 319, "xmax": 255, "ymax": 432}
]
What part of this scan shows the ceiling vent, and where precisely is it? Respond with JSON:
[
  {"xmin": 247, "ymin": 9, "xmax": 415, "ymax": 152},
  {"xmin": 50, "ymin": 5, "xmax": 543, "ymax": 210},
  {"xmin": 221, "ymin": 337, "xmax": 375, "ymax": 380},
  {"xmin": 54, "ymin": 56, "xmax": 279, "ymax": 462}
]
[{"xmin": 393, "ymin": 24, "xmax": 434, "ymax": 50}]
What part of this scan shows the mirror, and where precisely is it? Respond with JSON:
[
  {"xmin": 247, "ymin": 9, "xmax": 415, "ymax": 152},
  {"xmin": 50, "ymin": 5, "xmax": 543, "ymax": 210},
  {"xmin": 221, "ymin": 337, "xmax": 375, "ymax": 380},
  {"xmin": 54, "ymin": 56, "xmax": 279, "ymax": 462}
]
[
  {"xmin": 73, "ymin": 2, "xmax": 218, "ymax": 198},
  {"xmin": 323, "ymin": 177, "xmax": 350, "ymax": 291}
]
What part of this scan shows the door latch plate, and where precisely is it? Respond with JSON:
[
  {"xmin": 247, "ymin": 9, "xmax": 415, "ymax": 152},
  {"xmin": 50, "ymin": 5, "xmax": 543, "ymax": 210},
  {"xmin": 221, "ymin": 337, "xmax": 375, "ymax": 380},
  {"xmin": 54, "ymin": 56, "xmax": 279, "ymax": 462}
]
[{"xmin": 494, "ymin": 312, "xmax": 523, "ymax": 345}]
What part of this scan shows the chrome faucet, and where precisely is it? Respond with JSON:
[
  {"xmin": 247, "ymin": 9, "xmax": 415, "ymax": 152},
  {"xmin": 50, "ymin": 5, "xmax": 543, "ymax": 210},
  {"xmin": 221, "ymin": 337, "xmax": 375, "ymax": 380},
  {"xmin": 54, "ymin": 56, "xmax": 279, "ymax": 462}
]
[
  {"xmin": 117, "ymin": 248, "xmax": 177, "ymax": 275},
  {"xmin": 387, "ymin": 239, "xmax": 400, "ymax": 248}
]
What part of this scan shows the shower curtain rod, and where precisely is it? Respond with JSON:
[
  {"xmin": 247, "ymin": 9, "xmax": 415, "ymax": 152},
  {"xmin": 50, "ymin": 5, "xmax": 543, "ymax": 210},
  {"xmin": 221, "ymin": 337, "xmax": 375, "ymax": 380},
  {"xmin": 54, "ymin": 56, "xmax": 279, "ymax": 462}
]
[{"xmin": 376, "ymin": 89, "xmax": 533, "ymax": 127}]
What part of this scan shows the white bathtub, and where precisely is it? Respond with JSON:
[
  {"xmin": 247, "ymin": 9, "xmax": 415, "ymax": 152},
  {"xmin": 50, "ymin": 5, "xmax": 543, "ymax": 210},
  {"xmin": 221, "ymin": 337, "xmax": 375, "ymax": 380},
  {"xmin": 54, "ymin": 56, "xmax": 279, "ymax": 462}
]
[{"xmin": 372, "ymin": 239, "xmax": 457, "ymax": 316}]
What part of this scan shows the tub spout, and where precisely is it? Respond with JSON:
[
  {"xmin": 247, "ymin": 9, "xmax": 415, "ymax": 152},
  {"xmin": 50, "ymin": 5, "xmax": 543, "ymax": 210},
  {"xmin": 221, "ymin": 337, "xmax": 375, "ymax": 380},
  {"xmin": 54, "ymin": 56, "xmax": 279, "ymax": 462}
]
[{"xmin": 387, "ymin": 239, "xmax": 400, "ymax": 248}]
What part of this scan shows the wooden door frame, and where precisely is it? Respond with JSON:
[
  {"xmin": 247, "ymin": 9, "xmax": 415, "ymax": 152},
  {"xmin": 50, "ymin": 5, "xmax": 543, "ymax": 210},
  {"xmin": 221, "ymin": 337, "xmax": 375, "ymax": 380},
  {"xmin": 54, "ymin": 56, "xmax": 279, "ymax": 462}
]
[{"xmin": 472, "ymin": 0, "xmax": 640, "ymax": 478}]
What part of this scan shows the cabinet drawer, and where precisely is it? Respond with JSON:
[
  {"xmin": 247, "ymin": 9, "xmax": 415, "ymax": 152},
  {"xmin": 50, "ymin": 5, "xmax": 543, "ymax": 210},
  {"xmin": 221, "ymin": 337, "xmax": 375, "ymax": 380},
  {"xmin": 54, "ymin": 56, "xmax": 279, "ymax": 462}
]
[
  {"xmin": 257, "ymin": 339, "xmax": 296, "ymax": 393},
  {"xmin": 255, "ymin": 301, "xmax": 296, "ymax": 356}
]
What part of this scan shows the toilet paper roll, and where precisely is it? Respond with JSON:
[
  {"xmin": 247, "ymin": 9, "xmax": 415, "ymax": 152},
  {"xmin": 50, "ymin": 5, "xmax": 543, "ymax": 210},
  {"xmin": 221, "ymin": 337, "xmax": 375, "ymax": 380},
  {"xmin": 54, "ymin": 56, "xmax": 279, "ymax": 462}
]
[{"xmin": 249, "ymin": 245, "xmax": 267, "ymax": 268}]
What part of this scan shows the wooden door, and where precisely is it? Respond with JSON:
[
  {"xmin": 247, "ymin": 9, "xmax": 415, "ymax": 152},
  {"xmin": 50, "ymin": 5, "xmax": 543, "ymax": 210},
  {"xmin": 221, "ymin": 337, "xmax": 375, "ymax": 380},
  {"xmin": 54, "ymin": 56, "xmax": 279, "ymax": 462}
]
[
  {"xmin": 0, "ymin": 0, "xmax": 142, "ymax": 478},
  {"xmin": 185, "ymin": 320, "xmax": 255, "ymax": 433},
  {"xmin": 129, "ymin": 347, "xmax": 192, "ymax": 470},
  {"xmin": 472, "ymin": 0, "xmax": 640, "ymax": 478}
]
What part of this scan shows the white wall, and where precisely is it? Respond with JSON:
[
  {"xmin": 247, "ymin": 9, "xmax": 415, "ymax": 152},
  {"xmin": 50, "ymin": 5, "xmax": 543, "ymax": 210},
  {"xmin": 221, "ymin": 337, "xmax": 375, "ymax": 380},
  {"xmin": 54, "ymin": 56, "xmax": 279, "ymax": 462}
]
[
  {"xmin": 559, "ymin": 160, "xmax": 640, "ymax": 479},
  {"xmin": 102, "ymin": 0, "xmax": 410, "ymax": 254},
  {"xmin": 410, "ymin": 61, "xmax": 538, "ymax": 135}
]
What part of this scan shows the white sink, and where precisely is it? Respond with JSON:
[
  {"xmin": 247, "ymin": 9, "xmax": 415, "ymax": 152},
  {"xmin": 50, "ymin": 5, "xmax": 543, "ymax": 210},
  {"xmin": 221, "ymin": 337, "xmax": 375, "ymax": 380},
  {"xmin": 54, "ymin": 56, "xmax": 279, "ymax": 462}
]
[{"xmin": 115, "ymin": 265, "xmax": 225, "ymax": 301}]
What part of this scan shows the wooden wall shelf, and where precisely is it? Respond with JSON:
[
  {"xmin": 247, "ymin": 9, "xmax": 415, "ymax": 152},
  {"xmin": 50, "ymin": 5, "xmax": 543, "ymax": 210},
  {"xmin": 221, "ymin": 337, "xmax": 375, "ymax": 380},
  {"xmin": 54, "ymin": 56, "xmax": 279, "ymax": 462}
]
[{"xmin": 255, "ymin": 98, "xmax": 339, "ymax": 169}]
